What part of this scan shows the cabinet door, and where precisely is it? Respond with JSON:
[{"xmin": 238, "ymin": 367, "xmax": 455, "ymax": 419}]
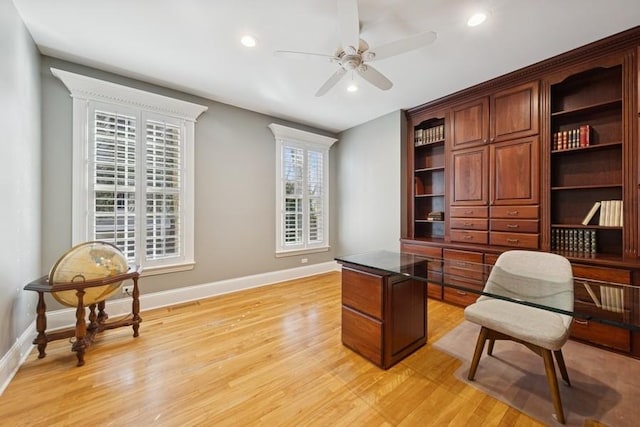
[
  {"xmin": 450, "ymin": 145, "xmax": 489, "ymax": 206},
  {"xmin": 490, "ymin": 136, "xmax": 539, "ymax": 205},
  {"xmin": 450, "ymin": 97, "xmax": 489, "ymax": 149},
  {"xmin": 490, "ymin": 81, "xmax": 539, "ymax": 142}
]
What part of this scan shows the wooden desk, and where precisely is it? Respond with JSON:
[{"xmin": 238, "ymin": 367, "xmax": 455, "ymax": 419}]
[
  {"xmin": 24, "ymin": 267, "xmax": 142, "ymax": 366},
  {"xmin": 337, "ymin": 253, "xmax": 427, "ymax": 369}
]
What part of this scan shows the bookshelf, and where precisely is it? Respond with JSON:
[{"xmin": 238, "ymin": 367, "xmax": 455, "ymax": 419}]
[
  {"xmin": 549, "ymin": 65, "xmax": 623, "ymax": 256},
  {"xmin": 412, "ymin": 117, "xmax": 445, "ymax": 239}
]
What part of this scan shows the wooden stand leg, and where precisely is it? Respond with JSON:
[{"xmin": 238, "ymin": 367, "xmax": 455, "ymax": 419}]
[
  {"xmin": 97, "ymin": 300, "xmax": 108, "ymax": 325},
  {"xmin": 33, "ymin": 292, "xmax": 48, "ymax": 359},
  {"xmin": 87, "ymin": 304, "xmax": 97, "ymax": 333},
  {"xmin": 71, "ymin": 290, "xmax": 87, "ymax": 367},
  {"xmin": 131, "ymin": 277, "xmax": 141, "ymax": 337}
]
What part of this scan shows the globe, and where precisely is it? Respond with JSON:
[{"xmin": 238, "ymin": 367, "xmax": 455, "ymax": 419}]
[{"xmin": 48, "ymin": 241, "xmax": 129, "ymax": 306}]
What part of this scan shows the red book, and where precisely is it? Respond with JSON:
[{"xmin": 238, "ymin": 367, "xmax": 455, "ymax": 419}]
[{"xmin": 579, "ymin": 125, "xmax": 590, "ymax": 147}]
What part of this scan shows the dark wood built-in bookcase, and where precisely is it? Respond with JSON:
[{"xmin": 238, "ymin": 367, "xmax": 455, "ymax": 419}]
[
  {"xmin": 411, "ymin": 116, "xmax": 446, "ymax": 239},
  {"xmin": 401, "ymin": 27, "xmax": 640, "ymax": 358},
  {"xmin": 549, "ymin": 65, "xmax": 624, "ymax": 257}
]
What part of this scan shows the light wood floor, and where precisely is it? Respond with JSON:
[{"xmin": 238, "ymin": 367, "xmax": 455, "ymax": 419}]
[{"xmin": 0, "ymin": 272, "xmax": 544, "ymax": 426}]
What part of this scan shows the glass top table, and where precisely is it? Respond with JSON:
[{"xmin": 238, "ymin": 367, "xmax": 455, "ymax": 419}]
[{"xmin": 335, "ymin": 250, "xmax": 640, "ymax": 332}]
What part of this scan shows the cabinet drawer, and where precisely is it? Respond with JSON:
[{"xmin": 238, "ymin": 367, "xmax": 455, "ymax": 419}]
[
  {"xmin": 443, "ymin": 287, "xmax": 480, "ymax": 307},
  {"xmin": 490, "ymin": 219, "xmax": 539, "ymax": 233},
  {"xmin": 571, "ymin": 318, "xmax": 630, "ymax": 352},
  {"xmin": 342, "ymin": 268, "xmax": 383, "ymax": 319},
  {"xmin": 572, "ymin": 264, "xmax": 632, "ymax": 284},
  {"xmin": 342, "ymin": 306, "xmax": 383, "ymax": 366},
  {"xmin": 490, "ymin": 232, "xmax": 539, "ymax": 249},
  {"xmin": 490, "ymin": 205, "xmax": 538, "ymax": 219},
  {"xmin": 450, "ymin": 206, "xmax": 488, "ymax": 218},
  {"xmin": 427, "ymin": 283, "xmax": 443, "ymax": 300},
  {"xmin": 443, "ymin": 249, "xmax": 484, "ymax": 282},
  {"xmin": 450, "ymin": 218, "xmax": 488, "ymax": 230},
  {"xmin": 450, "ymin": 229, "xmax": 489, "ymax": 244}
]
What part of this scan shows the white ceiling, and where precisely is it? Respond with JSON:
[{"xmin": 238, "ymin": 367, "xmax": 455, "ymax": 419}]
[{"xmin": 12, "ymin": 0, "xmax": 640, "ymax": 133}]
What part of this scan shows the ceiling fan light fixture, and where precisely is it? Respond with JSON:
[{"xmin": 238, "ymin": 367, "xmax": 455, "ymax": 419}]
[
  {"xmin": 347, "ymin": 82, "xmax": 359, "ymax": 92},
  {"xmin": 467, "ymin": 12, "xmax": 487, "ymax": 27},
  {"xmin": 240, "ymin": 34, "xmax": 257, "ymax": 48}
]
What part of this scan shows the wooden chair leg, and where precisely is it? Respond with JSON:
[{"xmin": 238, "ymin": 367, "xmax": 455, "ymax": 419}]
[
  {"xmin": 554, "ymin": 349, "xmax": 571, "ymax": 386},
  {"xmin": 542, "ymin": 349, "xmax": 565, "ymax": 424},
  {"xmin": 468, "ymin": 326, "xmax": 489, "ymax": 381},
  {"xmin": 487, "ymin": 338, "xmax": 495, "ymax": 356}
]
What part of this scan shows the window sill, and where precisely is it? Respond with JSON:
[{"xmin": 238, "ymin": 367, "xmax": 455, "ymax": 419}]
[
  {"xmin": 140, "ymin": 261, "xmax": 195, "ymax": 277},
  {"xmin": 275, "ymin": 246, "xmax": 330, "ymax": 258}
]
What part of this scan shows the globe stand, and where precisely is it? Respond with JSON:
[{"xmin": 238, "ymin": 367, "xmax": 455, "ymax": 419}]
[{"xmin": 24, "ymin": 266, "xmax": 142, "ymax": 366}]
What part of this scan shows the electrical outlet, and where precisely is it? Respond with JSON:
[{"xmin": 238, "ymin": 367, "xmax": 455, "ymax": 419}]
[
  {"xmin": 121, "ymin": 284, "xmax": 134, "ymax": 295},
  {"xmin": 301, "ymin": 258, "xmax": 308, "ymax": 264}
]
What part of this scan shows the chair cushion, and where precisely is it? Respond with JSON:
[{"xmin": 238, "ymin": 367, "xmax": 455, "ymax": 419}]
[{"xmin": 464, "ymin": 299, "xmax": 572, "ymax": 350}]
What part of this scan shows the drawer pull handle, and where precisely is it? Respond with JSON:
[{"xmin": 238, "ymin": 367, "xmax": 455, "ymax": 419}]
[
  {"xmin": 574, "ymin": 319, "xmax": 588, "ymax": 326},
  {"xmin": 464, "ymin": 235, "xmax": 473, "ymax": 240},
  {"xmin": 464, "ymin": 210, "xmax": 474, "ymax": 215},
  {"xmin": 507, "ymin": 210, "xmax": 519, "ymax": 216},
  {"xmin": 464, "ymin": 222, "xmax": 473, "ymax": 226},
  {"xmin": 507, "ymin": 224, "xmax": 519, "ymax": 229},
  {"xmin": 456, "ymin": 290, "xmax": 467, "ymax": 295},
  {"xmin": 507, "ymin": 238, "xmax": 519, "ymax": 243}
]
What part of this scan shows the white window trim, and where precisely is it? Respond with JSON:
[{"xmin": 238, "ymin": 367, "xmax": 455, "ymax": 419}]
[
  {"xmin": 52, "ymin": 68, "xmax": 207, "ymax": 275},
  {"xmin": 268, "ymin": 123, "xmax": 337, "ymax": 257}
]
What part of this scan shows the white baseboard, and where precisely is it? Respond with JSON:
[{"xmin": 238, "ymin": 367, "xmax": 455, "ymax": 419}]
[
  {"xmin": 0, "ymin": 260, "xmax": 340, "ymax": 395},
  {"xmin": 0, "ymin": 322, "xmax": 36, "ymax": 396}
]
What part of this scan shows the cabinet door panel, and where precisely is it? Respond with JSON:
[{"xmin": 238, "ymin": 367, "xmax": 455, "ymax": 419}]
[
  {"xmin": 451, "ymin": 97, "xmax": 489, "ymax": 149},
  {"xmin": 491, "ymin": 81, "xmax": 539, "ymax": 142},
  {"xmin": 342, "ymin": 306, "xmax": 383, "ymax": 366},
  {"xmin": 451, "ymin": 145, "xmax": 489, "ymax": 206},
  {"xmin": 490, "ymin": 136, "xmax": 539, "ymax": 205}
]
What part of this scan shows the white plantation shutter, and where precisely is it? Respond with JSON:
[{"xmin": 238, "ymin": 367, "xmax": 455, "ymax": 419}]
[
  {"xmin": 269, "ymin": 123, "xmax": 336, "ymax": 256},
  {"xmin": 145, "ymin": 119, "xmax": 181, "ymax": 260},
  {"xmin": 283, "ymin": 146, "xmax": 304, "ymax": 246},
  {"xmin": 307, "ymin": 150, "xmax": 324, "ymax": 244},
  {"xmin": 91, "ymin": 110, "xmax": 137, "ymax": 261}
]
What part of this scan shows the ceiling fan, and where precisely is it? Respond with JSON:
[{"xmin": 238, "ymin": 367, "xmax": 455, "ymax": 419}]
[{"xmin": 275, "ymin": 0, "xmax": 437, "ymax": 96}]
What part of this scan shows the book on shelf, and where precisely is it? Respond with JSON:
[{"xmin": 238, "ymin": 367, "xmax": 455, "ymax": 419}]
[
  {"xmin": 581, "ymin": 201, "xmax": 601, "ymax": 225},
  {"xmin": 427, "ymin": 211, "xmax": 444, "ymax": 221},
  {"xmin": 579, "ymin": 124, "xmax": 590, "ymax": 147},
  {"xmin": 598, "ymin": 200, "xmax": 623, "ymax": 226}
]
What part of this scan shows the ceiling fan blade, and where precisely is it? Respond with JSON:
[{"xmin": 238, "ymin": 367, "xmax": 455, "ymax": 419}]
[
  {"xmin": 274, "ymin": 50, "xmax": 338, "ymax": 62},
  {"xmin": 315, "ymin": 68, "xmax": 347, "ymax": 97},
  {"xmin": 357, "ymin": 64, "xmax": 393, "ymax": 90},
  {"xmin": 370, "ymin": 30, "xmax": 437, "ymax": 61},
  {"xmin": 337, "ymin": 0, "xmax": 360, "ymax": 52}
]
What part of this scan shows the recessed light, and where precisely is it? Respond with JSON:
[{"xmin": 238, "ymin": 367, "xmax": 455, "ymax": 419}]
[
  {"xmin": 240, "ymin": 35, "xmax": 257, "ymax": 48},
  {"xmin": 467, "ymin": 12, "xmax": 487, "ymax": 27},
  {"xmin": 347, "ymin": 83, "xmax": 358, "ymax": 92}
]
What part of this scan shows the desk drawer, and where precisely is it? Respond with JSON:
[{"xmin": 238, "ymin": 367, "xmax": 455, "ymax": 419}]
[
  {"xmin": 342, "ymin": 268, "xmax": 383, "ymax": 320},
  {"xmin": 450, "ymin": 230, "xmax": 489, "ymax": 244},
  {"xmin": 443, "ymin": 249, "xmax": 484, "ymax": 282},
  {"xmin": 342, "ymin": 306, "xmax": 383, "ymax": 366}
]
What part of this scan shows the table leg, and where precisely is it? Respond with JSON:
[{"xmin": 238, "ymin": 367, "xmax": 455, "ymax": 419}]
[
  {"xmin": 72, "ymin": 290, "xmax": 87, "ymax": 367},
  {"xmin": 33, "ymin": 292, "xmax": 47, "ymax": 359},
  {"xmin": 132, "ymin": 277, "xmax": 141, "ymax": 337}
]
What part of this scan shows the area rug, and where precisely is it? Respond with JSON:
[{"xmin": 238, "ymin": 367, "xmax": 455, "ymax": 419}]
[{"xmin": 433, "ymin": 321, "xmax": 640, "ymax": 426}]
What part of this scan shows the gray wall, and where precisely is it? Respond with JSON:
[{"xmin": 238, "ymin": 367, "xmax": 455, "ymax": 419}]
[
  {"xmin": 40, "ymin": 57, "xmax": 339, "ymax": 301},
  {"xmin": 0, "ymin": 0, "xmax": 41, "ymax": 358},
  {"xmin": 334, "ymin": 111, "xmax": 403, "ymax": 256}
]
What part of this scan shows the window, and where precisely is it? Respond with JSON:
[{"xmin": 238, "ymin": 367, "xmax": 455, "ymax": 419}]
[
  {"xmin": 52, "ymin": 68, "xmax": 207, "ymax": 274},
  {"xmin": 269, "ymin": 123, "xmax": 337, "ymax": 256}
]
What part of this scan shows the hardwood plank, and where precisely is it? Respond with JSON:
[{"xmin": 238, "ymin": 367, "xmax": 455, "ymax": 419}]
[{"xmin": 0, "ymin": 271, "xmax": 543, "ymax": 426}]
